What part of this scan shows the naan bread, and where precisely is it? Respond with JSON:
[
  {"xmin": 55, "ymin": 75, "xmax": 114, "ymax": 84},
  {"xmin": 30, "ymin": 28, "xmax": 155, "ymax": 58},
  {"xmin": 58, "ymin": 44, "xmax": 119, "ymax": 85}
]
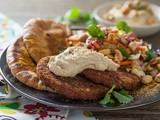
[
  {"xmin": 23, "ymin": 18, "xmax": 71, "ymax": 63},
  {"xmin": 6, "ymin": 36, "xmax": 52, "ymax": 91}
]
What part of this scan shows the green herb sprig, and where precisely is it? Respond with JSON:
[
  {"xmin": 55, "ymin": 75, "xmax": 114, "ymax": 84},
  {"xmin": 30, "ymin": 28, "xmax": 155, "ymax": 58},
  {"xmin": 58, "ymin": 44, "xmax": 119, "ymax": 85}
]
[
  {"xmin": 116, "ymin": 21, "xmax": 132, "ymax": 33},
  {"xmin": 87, "ymin": 24, "xmax": 105, "ymax": 39},
  {"xmin": 117, "ymin": 46, "xmax": 130, "ymax": 58},
  {"xmin": 145, "ymin": 49, "xmax": 157, "ymax": 62},
  {"xmin": 56, "ymin": 6, "xmax": 97, "ymax": 26},
  {"xmin": 99, "ymin": 85, "xmax": 133, "ymax": 105},
  {"xmin": 59, "ymin": 48, "xmax": 66, "ymax": 54}
]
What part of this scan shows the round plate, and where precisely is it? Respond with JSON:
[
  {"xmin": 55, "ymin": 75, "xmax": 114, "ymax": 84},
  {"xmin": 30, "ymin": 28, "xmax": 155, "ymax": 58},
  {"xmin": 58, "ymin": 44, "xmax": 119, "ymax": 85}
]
[{"xmin": 1, "ymin": 48, "xmax": 160, "ymax": 111}]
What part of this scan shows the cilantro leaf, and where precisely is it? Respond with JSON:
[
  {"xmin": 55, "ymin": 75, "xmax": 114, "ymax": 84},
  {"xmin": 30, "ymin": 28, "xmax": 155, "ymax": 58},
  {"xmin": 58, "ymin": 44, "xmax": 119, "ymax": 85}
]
[
  {"xmin": 99, "ymin": 85, "xmax": 115, "ymax": 105},
  {"xmin": 119, "ymin": 89, "xmax": 129, "ymax": 95},
  {"xmin": 87, "ymin": 24, "xmax": 105, "ymax": 39},
  {"xmin": 113, "ymin": 91, "xmax": 133, "ymax": 104},
  {"xmin": 108, "ymin": 84, "xmax": 116, "ymax": 94},
  {"xmin": 65, "ymin": 6, "xmax": 80, "ymax": 19},
  {"xmin": 145, "ymin": 49, "xmax": 157, "ymax": 62},
  {"xmin": 99, "ymin": 93, "xmax": 111, "ymax": 105},
  {"xmin": 109, "ymin": 99, "xmax": 115, "ymax": 104},
  {"xmin": 116, "ymin": 21, "xmax": 132, "ymax": 33},
  {"xmin": 99, "ymin": 85, "xmax": 133, "ymax": 105},
  {"xmin": 117, "ymin": 46, "xmax": 130, "ymax": 58}
]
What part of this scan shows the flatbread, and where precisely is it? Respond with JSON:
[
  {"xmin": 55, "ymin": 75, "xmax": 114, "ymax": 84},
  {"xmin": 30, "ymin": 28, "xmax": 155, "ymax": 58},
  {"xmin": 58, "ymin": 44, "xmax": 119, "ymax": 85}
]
[
  {"xmin": 6, "ymin": 36, "xmax": 52, "ymax": 91},
  {"xmin": 23, "ymin": 18, "xmax": 71, "ymax": 63}
]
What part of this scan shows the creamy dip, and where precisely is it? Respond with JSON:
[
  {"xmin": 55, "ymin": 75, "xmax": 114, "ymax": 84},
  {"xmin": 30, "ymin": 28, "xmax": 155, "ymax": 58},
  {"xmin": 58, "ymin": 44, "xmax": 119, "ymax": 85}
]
[{"xmin": 48, "ymin": 46, "xmax": 120, "ymax": 77}]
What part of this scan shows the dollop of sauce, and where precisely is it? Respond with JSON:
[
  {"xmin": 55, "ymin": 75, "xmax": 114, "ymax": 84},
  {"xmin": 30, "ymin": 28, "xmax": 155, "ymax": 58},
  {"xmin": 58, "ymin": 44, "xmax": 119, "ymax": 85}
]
[{"xmin": 48, "ymin": 46, "xmax": 120, "ymax": 77}]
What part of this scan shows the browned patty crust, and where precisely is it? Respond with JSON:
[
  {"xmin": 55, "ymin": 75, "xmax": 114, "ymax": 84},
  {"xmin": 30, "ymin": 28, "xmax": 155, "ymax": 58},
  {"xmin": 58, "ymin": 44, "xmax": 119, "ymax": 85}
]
[
  {"xmin": 37, "ymin": 56, "xmax": 108, "ymax": 100},
  {"xmin": 82, "ymin": 69, "xmax": 140, "ymax": 90}
]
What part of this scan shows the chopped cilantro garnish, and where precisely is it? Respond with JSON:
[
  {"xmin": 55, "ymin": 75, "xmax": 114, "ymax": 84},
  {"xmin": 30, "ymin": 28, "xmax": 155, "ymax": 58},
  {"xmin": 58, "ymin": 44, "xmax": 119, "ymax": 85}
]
[
  {"xmin": 99, "ymin": 93, "xmax": 111, "ymax": 105},
  {"xmin": 99, "ymin": 85, "xmax": 133, "ymax": 105},
  {"xmin": 116, "ymin": 21, "xmax": 132, "ymax": 33},
  {"xmin": 117, "ymin": 46, "xmax": 130, "ymax": 58},
  {"xmin": 145, "ymin": 49, "xmax": 157, "ymax": 62},
  {"xmin": 113, "ymin": 91, "xmax": 133, "ymax": 104},
  {"xmin": 99, "ymin": 85, "xmax": 115, "ymax": 105},
  {"xmin": 108, "ymin": 84, "xmax": 116, "ymax": 94},
  {"xmin": 87, "ymin": 24, "xmax": 105, "ymax": 39},
  {"xmin": 119, "ymin": 89, "xmax": 129, "ymax": 95}
]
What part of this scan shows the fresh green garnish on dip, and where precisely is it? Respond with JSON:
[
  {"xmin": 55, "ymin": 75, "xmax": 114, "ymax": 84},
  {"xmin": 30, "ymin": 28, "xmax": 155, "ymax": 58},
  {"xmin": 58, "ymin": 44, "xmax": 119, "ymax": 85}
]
[
  {"xmin": 116, "ymin": 21, "xmax": 132, "ymax": 33},
  {"xmin": 99, "ymin": 85, "xmax": 133, "ymax": 105},
  {"xmin": 87, "ymin": 24, "xmax": 105, "ymax": 39}
]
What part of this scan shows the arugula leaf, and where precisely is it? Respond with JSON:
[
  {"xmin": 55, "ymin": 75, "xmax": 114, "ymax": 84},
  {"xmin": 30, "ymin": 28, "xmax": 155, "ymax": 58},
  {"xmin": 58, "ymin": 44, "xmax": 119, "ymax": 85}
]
[
  {"xmin": 117, "ymin": 46, "xmax": 130, "ymax": 58},
  {"xmin": 65, "ymin": 6, "xmax": 80, "ymax": 19},
  {"xmin": 145, "ymin": 49, "xmax": 157, "ymax": 62},
  {"xmin": 113, "ymin": 91, "xmax": 133, "ymax": 104},
  {"xmin": 116, "ymin": 21, "xmax": 132, "ymax": 33},
  {"xmin": 87, "ymin": 24, "xmax": 105, "ymax": 39}
]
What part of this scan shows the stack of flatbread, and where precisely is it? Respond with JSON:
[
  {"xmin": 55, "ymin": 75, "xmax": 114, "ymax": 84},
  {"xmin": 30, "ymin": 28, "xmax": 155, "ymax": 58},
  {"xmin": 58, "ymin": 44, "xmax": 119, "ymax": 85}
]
[{"xmin": 6, "ymin": 18, "xmax": 71, "ymax": 91}]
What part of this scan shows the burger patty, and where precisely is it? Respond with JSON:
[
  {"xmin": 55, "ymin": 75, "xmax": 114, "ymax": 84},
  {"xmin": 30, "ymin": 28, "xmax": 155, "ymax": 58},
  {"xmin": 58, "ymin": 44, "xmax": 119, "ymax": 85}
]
[
  {"xmin": 82, "ymin": 69, "xmax": 140, "ymax": 90},
  {"xmin": 36, "ymin": 56, "xmax": 108, "ymax": 100}
]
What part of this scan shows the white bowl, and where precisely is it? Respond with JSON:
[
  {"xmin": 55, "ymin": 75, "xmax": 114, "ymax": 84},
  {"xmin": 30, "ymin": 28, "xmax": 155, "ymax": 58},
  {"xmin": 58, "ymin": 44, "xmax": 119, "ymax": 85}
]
[{"xmin": 93, "ymin": 0, "xmax": 160, "ymax": 37}]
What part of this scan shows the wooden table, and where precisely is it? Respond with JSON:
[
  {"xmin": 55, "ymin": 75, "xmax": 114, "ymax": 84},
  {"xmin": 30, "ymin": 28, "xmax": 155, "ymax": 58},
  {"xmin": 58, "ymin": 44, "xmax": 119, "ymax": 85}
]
[{"xmin": 0, "ymin": 0, "xmax": 160, "ymax": 119}]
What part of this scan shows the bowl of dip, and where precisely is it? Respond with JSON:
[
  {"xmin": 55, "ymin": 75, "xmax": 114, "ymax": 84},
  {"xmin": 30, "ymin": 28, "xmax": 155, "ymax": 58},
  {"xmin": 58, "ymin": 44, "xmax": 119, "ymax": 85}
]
[{"xmin": 93, "ymin": 0, "xmax": 160, "ymax": 37}]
